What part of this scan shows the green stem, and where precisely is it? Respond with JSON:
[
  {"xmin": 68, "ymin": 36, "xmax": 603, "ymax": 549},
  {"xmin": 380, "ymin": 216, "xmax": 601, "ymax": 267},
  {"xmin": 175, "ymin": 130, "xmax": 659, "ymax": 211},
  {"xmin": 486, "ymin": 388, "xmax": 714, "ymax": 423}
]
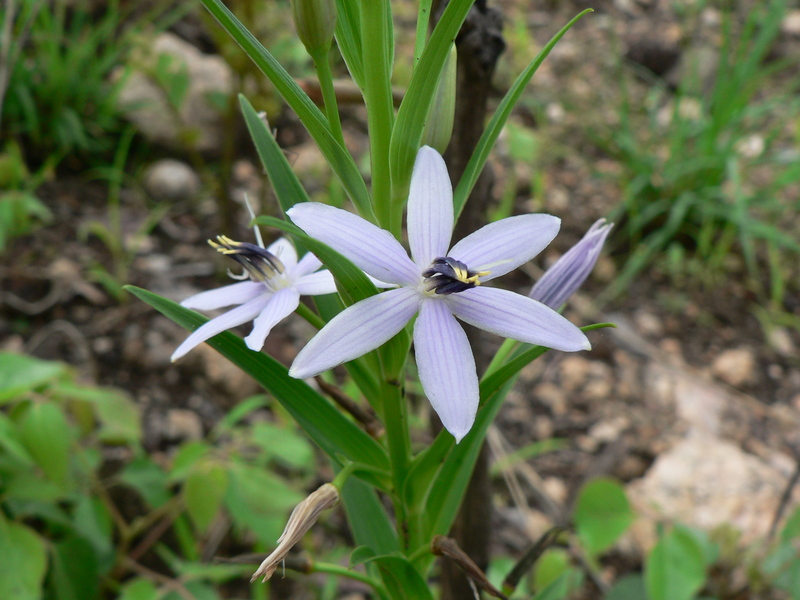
[
  {"xmin": 380, "ymin": 378, "xmax": 410, "ymax": 549},
  {"xmin": 483, "ymin": 338, "xmax": 518, "ymax": 378},
  {"xmin": 413, "ymin": 0, "xmax": 433, "ymax": 67},
  {"xmin": 295, "ymin": 302, "xmax": 325, "ymax": 329},
  {"xmin": 359, "ymin": 0, "xmax": 396, "ymax": 236},
  {"xmin": 312, "ymin": 48, "xmax": 345, "ymax": 148},
  {"xmin": 312, "ymin": 562, "xmax": 390, "ymax": 600}
]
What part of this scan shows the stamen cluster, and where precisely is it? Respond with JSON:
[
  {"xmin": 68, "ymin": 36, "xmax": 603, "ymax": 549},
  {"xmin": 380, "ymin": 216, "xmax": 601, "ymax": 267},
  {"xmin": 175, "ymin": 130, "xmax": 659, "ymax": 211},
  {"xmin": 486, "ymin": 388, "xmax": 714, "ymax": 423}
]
[
  {"xmin": 422, "ymin": 257, "xmax": 489, "ymax": 295},
  {"xmin": 209, "ymin": 235, "xmax": 286, "ymax": 282}
]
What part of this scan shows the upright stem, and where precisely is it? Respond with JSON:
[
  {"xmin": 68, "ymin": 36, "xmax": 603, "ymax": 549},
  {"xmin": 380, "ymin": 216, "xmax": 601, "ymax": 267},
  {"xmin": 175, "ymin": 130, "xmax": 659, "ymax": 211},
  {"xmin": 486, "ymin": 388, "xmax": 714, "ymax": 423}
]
[
  {"xmin": 312, "ymin": 48, "xmax": 345, "ymax": 149},
  {"xmin": 380, "ymin": 378, "xmax": 410, "ymax": 548}
]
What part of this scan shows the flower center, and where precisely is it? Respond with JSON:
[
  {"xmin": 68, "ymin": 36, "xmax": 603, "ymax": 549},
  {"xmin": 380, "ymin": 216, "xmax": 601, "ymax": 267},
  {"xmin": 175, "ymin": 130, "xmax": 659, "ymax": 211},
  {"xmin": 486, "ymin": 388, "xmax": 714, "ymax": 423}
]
[
  {"xmin": 422, "ymin": 257, "xmax": 490, "ymax": 295},
  {"xmin": 209, "ymin": 235, "xmax": 286, "ymax": 283}
]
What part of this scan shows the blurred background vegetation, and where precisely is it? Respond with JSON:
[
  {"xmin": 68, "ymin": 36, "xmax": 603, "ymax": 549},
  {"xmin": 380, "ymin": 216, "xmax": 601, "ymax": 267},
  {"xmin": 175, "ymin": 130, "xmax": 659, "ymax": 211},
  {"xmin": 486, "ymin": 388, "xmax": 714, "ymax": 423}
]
[{"xmin": 1, "ymin": 0, "xmax": 799, "ymax": 598}]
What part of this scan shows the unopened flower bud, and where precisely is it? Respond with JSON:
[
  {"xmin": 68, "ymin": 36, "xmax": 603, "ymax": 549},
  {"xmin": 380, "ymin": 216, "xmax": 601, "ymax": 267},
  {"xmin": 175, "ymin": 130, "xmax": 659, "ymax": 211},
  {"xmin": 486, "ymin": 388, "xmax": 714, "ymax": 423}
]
[
  {"xmin": 529, "ymin": 218, "xmax": 613, "ymax": 309},
  {"xmin": 251, "ymin": 483, "xmax": 339, "ymax": 582},
  {"xmin": 291, "ymin": 0, "xmax": 337, "ymax": 58},
  {"xmin": 421, "ymin": 44, "xmax": 456, "ymax": 154}
]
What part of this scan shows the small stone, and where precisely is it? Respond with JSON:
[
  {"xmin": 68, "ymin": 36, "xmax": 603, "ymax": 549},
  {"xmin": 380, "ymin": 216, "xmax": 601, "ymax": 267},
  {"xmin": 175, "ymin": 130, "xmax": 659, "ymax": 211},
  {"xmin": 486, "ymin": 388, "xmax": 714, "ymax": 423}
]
[
  {"xmin": 783, "ymin": 10, "xmax": 800, "ymax": 36},
  {"xmin": 144, "ymin": 159, "xmax": 201, "ymax": 201},
  {"xmin": 588, "ymin": 416, "xmax": 629, "ymax": 444},
  {"xmin": 165, "ymin": 409, "xmax": 203, "ymax": 441},
  {"xmin": 542, "ymin": 477, "xmax": 568, "ymax": 504},
  {"xmin": 559, "ymin": 356, "xmax": 591, "ymax": 391},
  {"xmin": 712, "ymin": 347, "xmax": 757, "ymax": 387},
  {"xmin": 533, "ymin": 382, "xmax": 567, "ymax": 416},
  {"xmin": 92, "ymin": 337, "xmax": 114, "ymax": 354},
  {"xmin": 634, "ymin": 311, "xmax": 663, "ymax": 337},
  {"xmin": 767, "ymin": 327, "xmax": 796, "ymax": 357}
]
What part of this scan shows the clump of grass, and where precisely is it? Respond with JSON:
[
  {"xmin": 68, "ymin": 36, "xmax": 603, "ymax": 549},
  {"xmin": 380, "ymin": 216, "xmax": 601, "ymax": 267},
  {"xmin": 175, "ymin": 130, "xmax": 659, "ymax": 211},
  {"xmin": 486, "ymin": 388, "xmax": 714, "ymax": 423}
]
[{"xmin": 599, "ymin": 0, "xmax": 800, "ymax": 313}]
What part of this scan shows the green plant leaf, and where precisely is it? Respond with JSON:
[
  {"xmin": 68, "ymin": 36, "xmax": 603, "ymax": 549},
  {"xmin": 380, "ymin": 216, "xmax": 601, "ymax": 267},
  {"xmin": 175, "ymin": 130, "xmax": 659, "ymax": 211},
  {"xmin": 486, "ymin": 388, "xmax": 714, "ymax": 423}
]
[
  {"xmin": 334, "ymin": 0, "xmax": 364, "ymax": 88},
  {"xmin": 532, "ymin": 568, "xmax": 583, "ymax": 600},
  {"xmin": 453, "ymin": 9, "xmax": 592, "ymax": 219},
  {"xmin": 184, "ymin": 461, "xmax": 229, "ymax": 533},
  {"xmin": 0, "ymin": 352, "xmax": 66, "ymax": 404},
  {"xmin": 55, "ymin": 382, "xmax": 141, "ymax": 444},
  {"xmin": 604, "ymin": 574, "xmax": 647, "ymax": 600},
  {"xmin": 573, "ymin": 477, "xmax": 634, "ymax": 557},
  {"xmin": 340, "ymin": 476, "xmax": 399, "ymax": 555},
  {"xmin": 48, "ymin": 535, "xmax": 100, "ymax": 600},
  {"xmin": 17, "ymin": 401, "xmax": 73, "ymax": 489},
  {"xmin": 200, "ymin": 0, "xmax": 373, "ymax": 217},
  {"xmin": 250, "ymin": 421, "xmax": 315, "ymax": 470},
  {"xmin": 0, "ymin": 515, "xmax": 47, "ymax": 600},
  {"xmin": 126, "ymin": 286, "xmax": 390, "ymax": 474},
  {"xmin": 349, "ymin": 545, "xmax": 377, "ymax": 568},
  {"xmin": 239, "ymin": 95, "xmax": 310, "ymax": 216},
  {"xmin": 118, "ymin": 578, "xmax": 159, "ymax": 600},
  {"xmin": 645, "ymin": 527, "xmax": 707, "ymax": 600},
  {"xmin": 120, "ymin": 456, "xmax": 171, "ymax": 508},
  {"xmin": 533, "ymin": 548, "xmax": 572, "ymax": 591},
  {"xmin": 389, "ymin": 0, "xmax": 474, "ymax": 209},
  {"xmin": 366, "ymin": 555, "xmax": 435, "ymax": 600}
]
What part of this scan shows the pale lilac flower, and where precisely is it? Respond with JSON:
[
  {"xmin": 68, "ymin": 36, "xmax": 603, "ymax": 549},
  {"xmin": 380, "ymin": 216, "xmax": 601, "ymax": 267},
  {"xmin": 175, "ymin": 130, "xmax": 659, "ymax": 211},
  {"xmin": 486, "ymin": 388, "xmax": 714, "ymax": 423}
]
[
  {"xmin": 171, "ymin": 236, "xmax": 337, "ymax": 361},
  {"xmin": 529, "ymin": 219, "xmax": 613, "ymax": 309},
  {"xmin": 287, "ymin": 146, "xmax": 590, "ymax": 442}
]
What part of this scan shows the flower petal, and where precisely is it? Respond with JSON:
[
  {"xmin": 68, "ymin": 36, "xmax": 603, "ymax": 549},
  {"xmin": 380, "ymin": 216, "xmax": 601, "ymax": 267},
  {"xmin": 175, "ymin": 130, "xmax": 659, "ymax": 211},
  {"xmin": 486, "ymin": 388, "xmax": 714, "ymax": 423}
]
[
  {"xmin": 289, "ymin": 287, "xmax": 420, "ymax": 378},
  {"xmin": 407, "ymin": 146, "xmax": 453, "ymax": 266},
  {"xmin": 529, "ymin": 218, "xmax": 613, "ymax": 309},
  {"xmin": 172, "ymin": 295, "xmax": 272, "ymax": 361},
  {"xmin": 245, "ymin": 288, "xmax": 301, "ymax": 351},
  {"xmin": 292, "ymin": 251, "xmax": 323, "ymax": 278},
  {"xmin": 287, "ymin": 203, "xmax": 420, "ymax": 286},
  {"xmin": 414, "ymin": 299, "xmax": 478, "ymax": 443},
  {"xmin": 448, "ymin": 214, "xmax": 561, "ymax": 281},
  {"xmin": 181, "ymin": 280, "xmax": 265, "ymax": 311},
  {"xmin": 446, "ymin": 287, "xmax": 590, "ymax": 351},
  {"xmin": 293, "ymin": 270, "xmax": 338, "ymax": 296},
  {"xmin": 268, "ymin": 237, "xmax": 298, "ymax": 271}
]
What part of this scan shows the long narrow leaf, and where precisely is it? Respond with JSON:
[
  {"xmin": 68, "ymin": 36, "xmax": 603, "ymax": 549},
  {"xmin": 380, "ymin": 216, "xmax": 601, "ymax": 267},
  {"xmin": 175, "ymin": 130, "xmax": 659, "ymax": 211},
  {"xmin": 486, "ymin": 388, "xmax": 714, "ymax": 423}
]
[
  {"xmin": 340, "ymin": 477, "xmax": 399, "ymax": 555},
  {"xmin": 335, "ymin": 0, "xmax": 364, "ymax": 89},
  {"xmin": 453, "ymin": 9, "xmax": 592, "ymax": 219},
  {"xmin": 200, "ymin": 0, "xmax": 374, "ymax": 219},
  {"xmin": 126, "ymin": 286, "xmax": 390, "ymax": 476},
  {"xmin": 388, "ymin": 0, "xmax": 474, "ymax": 208},
  {"xmin": 240, "ymin": 95, "xmax": 308, "ymax": 215}
]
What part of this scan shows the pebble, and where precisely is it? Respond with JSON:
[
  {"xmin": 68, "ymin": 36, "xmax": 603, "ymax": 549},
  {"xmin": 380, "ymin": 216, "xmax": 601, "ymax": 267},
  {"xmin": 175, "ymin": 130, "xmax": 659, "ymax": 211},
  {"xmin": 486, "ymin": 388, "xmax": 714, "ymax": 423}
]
[
  {"xmin": 165, "ymin": 409, "xmax": 203, "ymax": 442},
  {"xmin": 559, "ymin": 356, "xmax": 591, "ymax": 391},
  {"xmin": 144, "ymin": 159, "xmax": 201, "ymax": 201},
  {"xmin": 711, "ymin": 347, "xmax": 757, "ymax": 387},
  {"xmin": 783, "ymin": 10, "xmax": 800, "ymax": 36}
]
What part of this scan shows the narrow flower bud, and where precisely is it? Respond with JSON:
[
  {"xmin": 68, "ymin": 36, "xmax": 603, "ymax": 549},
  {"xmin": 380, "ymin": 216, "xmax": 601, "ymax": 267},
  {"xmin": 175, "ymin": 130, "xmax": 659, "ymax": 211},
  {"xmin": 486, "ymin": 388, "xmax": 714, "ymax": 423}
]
[
  {"xmin": 291, "ymin": 0, "xmax": 337, "ymax": 57},
  {"xmin": 529, "ymin": 219, "xmax": 613, "ymax": 309},
  {"xmin": 421, "ymin": 44, "xmax": 457, "ymax": 154},
  {"xmin": 251, "ymin": 483, "xmax": 339, "ymax": 582}
]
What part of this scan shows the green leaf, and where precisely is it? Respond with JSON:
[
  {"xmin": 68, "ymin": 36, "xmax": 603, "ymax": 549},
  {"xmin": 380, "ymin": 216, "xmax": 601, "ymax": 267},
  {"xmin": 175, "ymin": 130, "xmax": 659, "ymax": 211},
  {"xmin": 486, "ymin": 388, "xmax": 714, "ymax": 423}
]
[
  {"xmin": 184, "ymin": 461, "xmax": 229, "ymax": 533},
  {"xmin": 118, "ymin": 578, "xmax": 159, "ymax": 600},
  {"xmin": 48, "ymin": 535, "xmax": 100, "ymax": 600},
  {"xmin": 250, "ymin": 421, "xmax": 315, "ymax": 470},
  {"xmin": 573, "ymin": 477, "xmax": 634, "ymax": 557},
  {"xmin": 55, "ymin": 383, "xmax": 141, "ymax": 444},
  {"xmin": 126, "ymin": 285, "xmax": 390, "ymax": 473},
  {"xmin": 199, "ymin": 0, "xmax": 372, "ymax": 217},
  {"xmin": 119, "ymin": 456, "xmax": 170, "ymax": 508},
  {"xmin": 604, "ymin": 574, "xmax": 648, "ymax": 600},
  {"xmin": 0, "ymin": 352, "xmax": 66, "ymax": 404},
  {"xmin": 389, "ymin": 0, "xmax": 474, "ymax": 208},
  {"xmin": 645, "ymin": 527, "xmax": 707, "ymax": 600},
  {"xmin": 224, "ymin": 460, "xmax": 303, "ymax": 545},
  {"xmin": 73, "ymin": 496, "xmax": 114, "ymax": 573},
  {"xmin": 167, "ymin": 441, "xmax": 211, "ymax": 482},
  {"xmin": 453, "ymin": 9, "xmax": 592, "ymax": 219},
  {"xmin": 334, "ymin": 0, "xmax": 364, "ymax": 88},
  {"xmin": 533, "ymin": 548, "xmax": 572, "ymax": 591},
  {"xmin": 0, "ymin": 413, "xmax": 35, "ymax": 466},
  {"xmin": 532, "ymin": 569, "xmax": 583, "ymax": 600},
  {"xmin": 349, "ymin": 545, "xmax": 377, "ymax": 568},
  {"xmin": 239, "ymin": 96, "xmax": 310, "ymax": 215},
  {"xmin": 340, "ymin": 476, "xmax": 398, "ymax": 555},
  {"xmin": 367, "ymin": 555, "xmax": 435, "ymax": 600},
  {"xmin": 0, "ymin": 515, "xmax": 48, "ymax": 600},
  {"xmin": 17, "ymin": 401, "xmax": 73, "ymax": 488}
]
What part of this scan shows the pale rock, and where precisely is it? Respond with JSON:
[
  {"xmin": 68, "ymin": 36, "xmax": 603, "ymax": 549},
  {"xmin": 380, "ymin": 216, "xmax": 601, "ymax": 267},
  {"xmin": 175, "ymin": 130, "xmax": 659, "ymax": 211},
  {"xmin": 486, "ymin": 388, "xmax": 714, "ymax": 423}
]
[
  {"xmin": 782, "ymin": 10, "xmax": 800, "ymax": 36},
  {"xmin": 115, "ymin": 33, "xmax": 234, "ymax": 153},
  {"xmin": 588, "ymin": 416, "xmax": 629, "ymax": 444},
  {"xmin": 559, "ymin": 356, "xmax": 591, "ymax": 391},
  {"xmin": 144, "ymin": 159, "xmax": 201, "ymax": 201},
  {"xmin": 627, "ymin": 436, "xmax": 797, "ymax": 550},
  {"xmin": 767, "ymin": 327, "xmax": 796, "ymax": 357},
  {"xmin": 712, "ymin": 347, "xmax": 757, "ymax": 387},
  {"xmin": 542, "ymin": 477, "xmax": 568, "ymax": 505},
  {"xmin": 533, "ymin": 382, "xmax": 568, "ymax": 416},
  {"xmin": 165, "ymin": 409, "xmax": 203, "ymax": 441},
  {"xmin": 634, "ymin": 310, "xmax": 663, "ymax": 337},
  {"xmin": 195, "ymin": 342, "xmax": 260, "ymax": 401}
]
